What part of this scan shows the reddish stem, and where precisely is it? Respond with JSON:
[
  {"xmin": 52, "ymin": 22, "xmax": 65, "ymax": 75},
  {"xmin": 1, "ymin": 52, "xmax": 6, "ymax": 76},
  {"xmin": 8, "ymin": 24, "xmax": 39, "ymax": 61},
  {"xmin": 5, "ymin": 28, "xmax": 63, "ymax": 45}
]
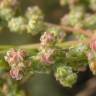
[
  {"xmin": 46, "ymin": 23, "xmax": 93, "ymax": 38},
  {"xmin": 61, "ymin": 25, "xmax": 93, "ymax": 38}
]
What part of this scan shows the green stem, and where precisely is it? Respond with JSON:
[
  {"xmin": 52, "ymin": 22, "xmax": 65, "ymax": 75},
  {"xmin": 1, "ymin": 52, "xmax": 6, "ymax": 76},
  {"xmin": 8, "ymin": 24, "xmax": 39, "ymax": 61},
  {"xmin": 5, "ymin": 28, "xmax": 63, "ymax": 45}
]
[{"xmin": 0, "ymin": 40, "xmax": 89, "ymax": 52}]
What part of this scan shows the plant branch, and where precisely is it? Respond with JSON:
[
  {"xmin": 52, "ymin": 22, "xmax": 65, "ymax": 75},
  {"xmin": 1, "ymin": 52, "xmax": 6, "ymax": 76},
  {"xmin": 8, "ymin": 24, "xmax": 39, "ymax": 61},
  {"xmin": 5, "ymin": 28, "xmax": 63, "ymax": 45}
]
[
  {"xmin": 46, "ymin": 23, "xmax": 93, "ymax": 38},
  {"xmin": 0, "ymin": 40, "xmax": 90, "ymax": 52}
]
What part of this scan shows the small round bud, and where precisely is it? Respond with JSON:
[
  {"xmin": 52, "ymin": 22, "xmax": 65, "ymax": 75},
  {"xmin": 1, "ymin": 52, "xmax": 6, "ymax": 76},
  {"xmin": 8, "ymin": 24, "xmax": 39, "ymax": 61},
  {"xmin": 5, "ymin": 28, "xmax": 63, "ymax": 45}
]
[
  {"xmin": 61, "ymin": 15, "xmax": 69, "ymax": 26},
  {"xmin": 0, "ymin": 0, "xmax": 19, "ymax": 9},
  {"xmin": 90, "ymin": 38, "xmax": 96, "ymax": 52},
  {"xmin": 8, "ymin": 16, "xmax": 27, "ymax": 33},
  {"xmin": 89, "ymin": 61, "xmax": 96, "ymax": 75},
  {"xmin": 4, "ymin": 48, "xmax": 27, "ymax": 80},
  {"xmin": 60, "ymin": 0, "xmax": 68, "ymax": 6},
  {"xmin": 10, "ymin": 67, "xmax": 23, "ymax": 80},
  {"xmin": 47, "ymin": 27, "xmax": 66, "ymax": 42},
  {"xmin": 83, "ymin": 14, "xmax": 96, "ymax": 30},
  {"xmin": 55, "ymin": 66, "xmax": 77, "ymax": 87},
  {"xmin": 0, "ymin": 7, "xmax": 15, "ymax": 21},
  {"xmin": 40, "ymin": 32, "xmax": 56, "ymax": 47},
  {"xmin": 4, "ymin": 48, "xmax": 26, "ymax": 65},
  {"xmin": 25, "ymin": 6, "xmax": 43, "ymax": 20},
  {"xmin": 25, "ymin": 6, "xmax": 45, "ymax": 35},
  {"xmin": 66, "ymin": 5, "xmax": 85, "ymax": 27},
  {"xmin": 89, "ymin": 0, "xmax": 96, "ymax": 12},
  {"xmin": 38, "ymin": 49, "xmax": 54, "ymax": 64},
  {"xmin": 87, "ymin": 52, "xmax": 94, "ymax": 61}
]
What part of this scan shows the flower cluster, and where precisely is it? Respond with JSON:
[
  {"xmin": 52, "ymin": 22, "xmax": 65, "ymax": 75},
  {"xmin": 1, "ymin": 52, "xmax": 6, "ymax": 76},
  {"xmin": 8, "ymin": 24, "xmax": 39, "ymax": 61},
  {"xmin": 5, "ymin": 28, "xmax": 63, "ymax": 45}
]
[
  {"xmin": 55, "ymin": 66, "xmax": 77, "ymax": 87},
  {"xmin": 83, "ymin": 14, "xmax": 96, "ymax": 30},
  {"xmin": 38, "ymin": 49, "xmax": 55, "ymax": 64},
  {"xmin": 37, "ymin": 31, "xmax": 56, "ymax": 64},
  {"xmin": 0, "ymin": 7, "xmax": 15, "ymax": 21},
  {"xmin": 59, "ymin": 0, "xmax": 79, "ymax": 6},
  {"xmin": 0, "ymin": 0, "xmax": 19, "ymax": 8},
  {"xmin": 8, "ymin": 16, "xmax": 27, "ymax": 33},
  {"xmin": 46, "ymin": 27, "xmax": 65, "ymax": 42},
  {"xmin": 87, "ymin": 52, "xmax": 96, "ymax": 74},
  {"xmin": 40, "ymin": 32, "xmax": 56, "ymax": 47},
  {"xmin": 7, "ymin": 6, "xmax": 45, "ymax": 35},
  {"xmin": 0, "ymin": 4, "xmax": 45, "ymax": 35},
  {"xmin": 87, "ymin": 38, "xmax": 96, "ymax": 74},
  {"xmin": 38, "ymin": 27, "xmax": 65, "ymax": 65},
  {"xmin": 62, "ymin": 5, "xmax": 84, "ymax": 28},
  {"xmin": 25, "ymin": 6, "xmax": 45, "ymax": 35},
  {"xmin": 4, "ymin": 48, "xmax": 27, "ymax": 80},
  {"xmin": 89, "ymin": 0, "xmax": 96, "ymax": 12},
  {"xmin": 90, "ymin": 37, "xmax": 96, "ymax": 52}
]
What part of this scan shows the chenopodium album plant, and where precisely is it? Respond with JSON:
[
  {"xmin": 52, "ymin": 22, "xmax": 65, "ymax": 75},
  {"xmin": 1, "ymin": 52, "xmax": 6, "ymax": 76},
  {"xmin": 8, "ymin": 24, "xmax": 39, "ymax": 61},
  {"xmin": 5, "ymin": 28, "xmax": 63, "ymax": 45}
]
[
  {"xmin": 0, "ymin": 27, "xmax": 95, "ymax": 88},
  {"xmin": 1, "ymin": 1, "xmax": 96, "ymax": 96}
]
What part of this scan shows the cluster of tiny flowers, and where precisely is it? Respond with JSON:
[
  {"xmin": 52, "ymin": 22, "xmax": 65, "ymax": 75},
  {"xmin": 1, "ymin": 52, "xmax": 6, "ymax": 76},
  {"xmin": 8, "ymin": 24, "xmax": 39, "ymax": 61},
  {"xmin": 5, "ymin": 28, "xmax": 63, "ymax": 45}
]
[
  {"xmin": 6, "ymin": 6, "xmax": 45, "ymax": 35},
  {"xmin": 87, "ymin": 38, "xmax": 96, "ymax": 74},
  {"xmin": 83, "ymin": 14, "xmax": 96, "ymax": 30},
  {"xmin": 36, "ymin": 31, "xmax": 56, "ymax": 64},
  {"xmin": 59, "ymin": 0, "xmax": 68, "ymax": 6},
  {"xmin": 0, "ymin": 7, "xmax": 15, "ymax": 21},
  {"xmin": 55, "ymin": 66, "xmax": 77, "ymax": 87},
  {"xmin": 69, "ymin": 6, "xmax": 84, "ymax": 28},
  {"xmin": 38, "ymin": 49, "xmax": 55, "ymax": 64},
  {"xmin": 59, "ymin": 0, "xmax": 79, "ymax": 6},
  {"xmin": 0, "ymin": 0, "xmax": 19, "ymax": 8},
  {"xmin": 89, "ymin": 60, "xmax": 96, "ymax": 75},
  {"xmin": 89, "ymin": 0, "xmax": 96, "ymax": 12},
  {"xmin": 40, "ymin": 32, "xmax": 56, "ymax": 47},
  {"xmin": 4, "ymin": 48, "xmax": 27, "ymax": 80},
  {"xmin": 25, "ymin": 6, "xmax": 45, "ymax": 35},
  {"xmin": 46, "ymin": 27, "xmax": 65, "ymax": 42},
  {"xmin": 90, "ymin": 38, "xmax": 96, "ymax": 52},
  {"xmin": 8, "ymin": 16, "xmax": 27, "ymax": 32}
]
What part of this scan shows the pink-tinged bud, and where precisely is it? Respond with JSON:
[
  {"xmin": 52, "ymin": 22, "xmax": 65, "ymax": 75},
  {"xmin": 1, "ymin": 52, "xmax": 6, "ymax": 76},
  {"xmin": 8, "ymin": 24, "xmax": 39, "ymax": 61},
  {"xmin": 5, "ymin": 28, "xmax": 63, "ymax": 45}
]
[
  {"xmin": 40, "ymin": 54, "xmax": 53, "ymax": 64},
  {"xmin": 4, "ymin": 48, "xmax": 26, "ymax": 65},
  {"xmin": 89, "ymin": 61, "xmax": 96, "ymax": 75},
  {"xmin": 40, "ymin": 32, "xmax": 55, "ymax": 47},
  {"xmin": 90, "ymin": 39, "xmax": 96, "ymax": 51},
  {"xmin": 61, "ymin": 15, "xmax": 69, "ymax": 26},
  {"xmin": 39, "ymin": 49, "xmax": 54, "ymax": 64},
  {"xmin": 87, "ymin": 52, "xmax": 94, "ymax": 61},
  {"xmin": 10, "ymin": 67, "xmax": 23, "ymax": 80},
  {"xmin": 4, "ymin": 48, "xmax": 27, "ymax": 80}
]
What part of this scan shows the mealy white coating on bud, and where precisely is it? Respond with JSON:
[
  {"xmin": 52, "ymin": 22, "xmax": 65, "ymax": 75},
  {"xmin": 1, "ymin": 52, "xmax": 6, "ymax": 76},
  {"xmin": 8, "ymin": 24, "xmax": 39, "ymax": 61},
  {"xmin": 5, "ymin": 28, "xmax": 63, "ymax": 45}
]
[
  {"xmin": 8, "ymin": 16, "xmax": 27, "ymax": 32},
  {"xmin": 40, "ymin": 32, "xmax": 56, "ymax": 47},
  {"xmin": 38, "ymin": 48, "xmax": 54, "ymax": 64},
  {"xmin": 4, "ymin": 48, "xmax": 27, "ymax": 80}
]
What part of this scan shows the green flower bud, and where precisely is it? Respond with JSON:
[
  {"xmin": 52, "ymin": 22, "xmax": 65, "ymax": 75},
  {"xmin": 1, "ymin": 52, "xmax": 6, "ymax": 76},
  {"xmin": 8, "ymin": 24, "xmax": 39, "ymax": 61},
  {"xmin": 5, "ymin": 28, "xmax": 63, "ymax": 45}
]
[
  {"xmin": 8, "ymin": 16, "xmax": 27, "ymax": 33},
  {"xmin": 68, "ymin": 5, "xmax": 85, "ymax": 27},
  {"xmin": 25, "ymin": 6, "xmax": 45, "ymax": 35},
  {"xmin": 25, "ymin": 6, "xmax": 43, "ymax": 20},
  {"xmin": 55, "ymin": 66, "xmax": 77, "ymax": 87},
  {"xmin": 83, "ymin": 14, "xmax": 96, "ymax": 30},
  {"xmin": 47, "ymin": 27, "xmax": 66, "ymax": 42},
  {"xmin": 16, "ymin": 91, "xmax": 26, "ymax": 96},
  {"xmin": 0, "ymin": 7, "xmax": 15, "ymax": 21},
  {"xmin": 0, "ymin": 0, "xmax": 19, "ymax": 8},
  {"xmin": 89, "ymin": 0, "xmax": 96, "ymax": 11},
  {"xmin": 59, "ymin": 0, "xmax": 68, "ymax": 6}
]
